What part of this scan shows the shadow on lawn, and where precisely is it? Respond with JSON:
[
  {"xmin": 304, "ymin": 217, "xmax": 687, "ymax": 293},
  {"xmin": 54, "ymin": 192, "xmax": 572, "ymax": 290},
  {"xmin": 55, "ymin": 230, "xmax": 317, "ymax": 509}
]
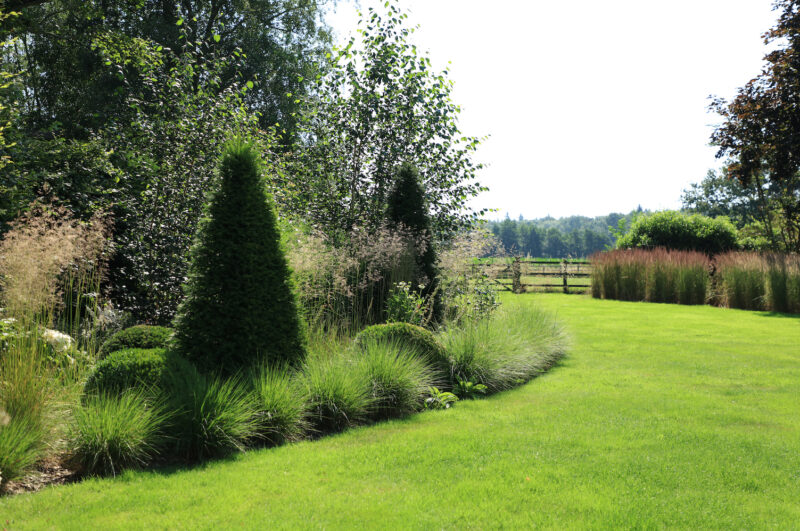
[{"xmin": 755, "ymin": 311, "xmax": 800, "ymax": 320}]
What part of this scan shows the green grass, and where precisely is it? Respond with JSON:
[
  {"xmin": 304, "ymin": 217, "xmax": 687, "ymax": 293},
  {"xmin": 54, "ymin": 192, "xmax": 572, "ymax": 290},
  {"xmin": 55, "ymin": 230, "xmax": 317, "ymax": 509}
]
[{"xmin": 2, "ymin": 294, "xmax": 800, "ymax": 528}]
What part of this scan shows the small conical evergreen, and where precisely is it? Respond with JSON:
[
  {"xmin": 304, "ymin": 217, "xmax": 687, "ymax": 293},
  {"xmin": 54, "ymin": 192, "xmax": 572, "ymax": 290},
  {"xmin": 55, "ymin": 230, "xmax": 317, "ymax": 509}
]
[
  {"xmin": 386, "ymin": 163, "xmax": 443, "ymax": 322},
  {"xmin": 172, "ymin": 140, "xmax": 305, "ymax": 373}
]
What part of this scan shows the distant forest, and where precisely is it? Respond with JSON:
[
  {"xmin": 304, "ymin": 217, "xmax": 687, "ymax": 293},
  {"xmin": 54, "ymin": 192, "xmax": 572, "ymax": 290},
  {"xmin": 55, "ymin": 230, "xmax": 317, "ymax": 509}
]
[{"xmin": 486, "ymin": 210, "xmax": 642, "ymax": 258}]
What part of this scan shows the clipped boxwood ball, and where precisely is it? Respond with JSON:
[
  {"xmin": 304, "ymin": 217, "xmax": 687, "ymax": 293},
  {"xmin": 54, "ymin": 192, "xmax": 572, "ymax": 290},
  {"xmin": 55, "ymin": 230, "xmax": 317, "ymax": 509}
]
[
  {"xmin": 98, "ymin": 325, "xmax": 173, "ymax": 360},
  {"xmin": 84, "ymin": 348, "xmax": 193, "ymax": 396},
  {"xmin": 354, "ymin": 322, "xmax": 448, "ymax": 374}
]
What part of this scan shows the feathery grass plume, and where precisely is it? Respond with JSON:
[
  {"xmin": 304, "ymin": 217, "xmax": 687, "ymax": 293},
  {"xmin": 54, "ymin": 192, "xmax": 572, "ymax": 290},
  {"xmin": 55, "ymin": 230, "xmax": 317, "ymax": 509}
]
[
  {"xmin": 162, "ymin": 364, "xmax": 260, "ymax": 461},
  {"xmin": 438, "ymin": 229, "xmax": 504, "ymax": 323},
  {"xmin": 440, "ymin": 305, "xmax": 569, "ymax": 393},
  {"xmin": 172, "ymin": 140, "xmax": 306, "ymax": 374},
  {"xmin": 69, "ymin": 391, "xmax": 169, "ymax": 477},
  {"xmin": 249, "ymin": 364, "xmax": 308, "ymax": 446},
  {"xmin": 285, "ymin": 223, "xmax": 417, "ymax": 332},
  {"xmin": 0, "ymin": 203, "xmax": 110, "ymax": 331},
  {"xmin": 591, "ymin": 248, "xmax": 709, "ymax": 304},
  {"xmin": 354, "ymin": 339, "xmax": 436, "ymax": 421}
]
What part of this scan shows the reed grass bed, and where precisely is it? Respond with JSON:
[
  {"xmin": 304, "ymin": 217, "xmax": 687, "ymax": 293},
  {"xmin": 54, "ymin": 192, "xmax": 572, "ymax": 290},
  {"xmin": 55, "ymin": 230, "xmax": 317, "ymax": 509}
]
[
  {"xmin": 591, "ymin": 248, "xmax": 710, "ymax": 305},
  {"xmin": 591, "ymin": 248, "xmax": 800, "ymax": 313}
]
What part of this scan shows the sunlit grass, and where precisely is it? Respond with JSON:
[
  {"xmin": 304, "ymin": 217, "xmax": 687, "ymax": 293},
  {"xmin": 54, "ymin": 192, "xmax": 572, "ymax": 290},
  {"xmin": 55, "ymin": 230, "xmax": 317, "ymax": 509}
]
[{"xmin": 2, "ymin": 294, "xmax": 799, "ymax": 528}]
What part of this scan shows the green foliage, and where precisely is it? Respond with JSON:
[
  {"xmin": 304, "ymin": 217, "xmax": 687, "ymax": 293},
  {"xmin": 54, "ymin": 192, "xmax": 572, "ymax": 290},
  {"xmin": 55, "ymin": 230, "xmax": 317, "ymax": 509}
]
[
  {"xmin": 453, "ymin": 379, "xmax": 488, "ymax": 400},
  {"xmin": 249, "ymin": 365, "xmax": 308, "ymax": 446},
  {"xmin": 355, "ymin": 339, "xmax": 435, "ymax": 421},
  {"xmin": 291, "ymin": 1, "xmax": 486, "ymax": 240},
  {"xmin": 616, "ymin": 211, "xmax": 738, "ymax": 255},
  {"xmin": 300, "ymin": 354, "xmax": 373, "ymax": 434},
  {"xmin": 6, "ymin": 0, "xmax": 329, "ymax": 139},
  {"xmin": 96, "ymin": 37, "xmax": 272, "ymax": 323},
  {"xmin": 172, "ymin": 141, "xmax": 306, "ymax": 374},
  {"xmin": 440, "ymin": 306, "xmax": 568, "ymax": 393},
  {"xmin": 84, "ymin": 348, "xmax": 192, "ymax": 396},
  {"xmin": 710, "ymin": 0, "xmax": 800, "ymax": 253},
  {"xmin": 69, "ymin": 391, "xmax": 169, "ymax": 477},
  {"xmin": 386, "ymin": 163, "xmax": 442, "ymax": 321},
  {"xmin": 162, "ymin": 364, "xmax": 259, "ymax": 461},
  {"xmin": 354, "ymin": 322, "xmax": 448, "ymax": 378},
  {"xmin": 682, "ymin": 169, "xmax": 795, "ymax": 252},
  {"xmin": 441, "ymin": 274, "xmax": 501, "ymax": 325},
  {"xmin": 423, "ymin": 387, "xmax": 458, "ymax": 410},
  {"xmin": 4, "ymin": 295, "xmax": 800, "ymax": 527},
  {"xmin": 97, "ymin": 325, "xmax": 173, "ymax": 360},
  {"xmin": 386, "ymin": 282, "xmax": 428, "ymax": 326}
]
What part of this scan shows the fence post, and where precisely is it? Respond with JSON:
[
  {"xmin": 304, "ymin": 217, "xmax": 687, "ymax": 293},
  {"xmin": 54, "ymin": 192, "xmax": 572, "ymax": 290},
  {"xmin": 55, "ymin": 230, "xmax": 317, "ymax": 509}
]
[
  {"xmin": 562, "ymin": 259, "xmax": 568, "ymax": 294},
  {"xmin": 512, "ymin": 257, "xmax": 524, "ymax": 294}
]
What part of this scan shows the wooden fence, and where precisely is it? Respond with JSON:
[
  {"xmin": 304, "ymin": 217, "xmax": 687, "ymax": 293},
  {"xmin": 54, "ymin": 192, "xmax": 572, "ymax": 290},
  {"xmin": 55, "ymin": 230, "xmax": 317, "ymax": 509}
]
[{"xmin": 472, "ymin": 258, "xmax": 592, "ymax": 294}]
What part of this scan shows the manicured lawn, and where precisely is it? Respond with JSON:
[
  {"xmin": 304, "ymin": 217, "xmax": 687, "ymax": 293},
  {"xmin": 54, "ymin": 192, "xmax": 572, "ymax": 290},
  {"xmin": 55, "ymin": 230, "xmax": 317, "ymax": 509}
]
[{"xmin": 3, "ymin": 294, "xmax": 800, "ymax": 528}]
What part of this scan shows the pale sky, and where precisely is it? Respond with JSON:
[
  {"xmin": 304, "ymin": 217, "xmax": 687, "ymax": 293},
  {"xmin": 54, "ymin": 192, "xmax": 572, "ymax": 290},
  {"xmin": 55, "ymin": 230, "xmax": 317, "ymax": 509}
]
[{"xmin": 327, "ymin": 0, "xmax": 779, "ymax": 220}]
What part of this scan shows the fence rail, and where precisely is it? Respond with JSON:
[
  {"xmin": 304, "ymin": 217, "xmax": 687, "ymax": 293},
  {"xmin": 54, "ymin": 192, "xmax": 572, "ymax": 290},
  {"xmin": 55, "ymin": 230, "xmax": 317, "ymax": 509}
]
[{"xmin": 472, "ymin": 258, "xmax": 592, "ymax": 294}]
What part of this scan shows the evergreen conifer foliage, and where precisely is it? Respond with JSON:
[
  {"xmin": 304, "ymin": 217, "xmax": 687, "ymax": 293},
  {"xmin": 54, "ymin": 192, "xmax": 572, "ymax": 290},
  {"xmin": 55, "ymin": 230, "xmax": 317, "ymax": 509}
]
[
  {"xmin": 172, "ymin": 141, "xmax": 306, "ymax": 373},
  {"xmin": 386, "ymin": 163, "xmax": 442, "ymax": 321}
]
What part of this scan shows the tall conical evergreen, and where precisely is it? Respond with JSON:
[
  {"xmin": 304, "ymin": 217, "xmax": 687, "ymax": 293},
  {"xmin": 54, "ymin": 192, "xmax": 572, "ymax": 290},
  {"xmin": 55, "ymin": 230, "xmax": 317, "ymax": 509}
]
[
  {"xmin": 172, "ymin": 140, "xmax": 305, "ymax": 373},
  {"xmin": 386, "ymin": 163, "xmax": 443, "ymax": 322}
]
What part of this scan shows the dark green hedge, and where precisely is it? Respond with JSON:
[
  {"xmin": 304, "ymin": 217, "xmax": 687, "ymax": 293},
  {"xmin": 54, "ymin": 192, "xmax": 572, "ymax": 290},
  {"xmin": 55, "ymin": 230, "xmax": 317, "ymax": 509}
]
[{"xmin": 97, "ymin": 325, "xmax": 173, "ymax": 360}]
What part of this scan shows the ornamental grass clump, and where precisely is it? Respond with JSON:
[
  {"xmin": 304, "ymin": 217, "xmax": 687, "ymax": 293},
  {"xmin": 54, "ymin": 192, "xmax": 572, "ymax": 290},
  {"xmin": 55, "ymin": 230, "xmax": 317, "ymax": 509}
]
[
  {"xmin": 440, "ymin": 306, "xmax": 568, "ymax": 393},
  {"xmin": 0, "ymin": 406, "xmax": 47, "ymax": 488},
  {"xmin": 70, "ymin": 391, "xmax": 169, "ymax": 477},
  {"xmin": 249, "ymin": 364, "xmax": 308, "ymax": 446},
  {"xmin": 300, "ymin": 351, "xmax": 373, "ymax": 434},
  {"xmin": 285, "ymin": 224, "xmax": 417, "ymax": 332},
  {"xmin": 354, "ymin": 322, "xmax": 449, "ymax": 379},
  {"xmin": 172, "ymin": 140, "xmax": 306, "ymax": 374},
  {"xmin": 161, "ymin": 363, "xmax": 259, "ymax": 461},
  {"xmin": 354, "ymin": 339, "xmax": 435, "ymax": 421}
]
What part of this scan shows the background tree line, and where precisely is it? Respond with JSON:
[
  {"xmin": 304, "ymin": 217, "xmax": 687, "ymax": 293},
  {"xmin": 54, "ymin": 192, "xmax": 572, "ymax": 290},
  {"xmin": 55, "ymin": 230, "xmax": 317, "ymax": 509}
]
[{"xmin": 486, "ymin": 211, "xmax": 642, "ymax": 258}]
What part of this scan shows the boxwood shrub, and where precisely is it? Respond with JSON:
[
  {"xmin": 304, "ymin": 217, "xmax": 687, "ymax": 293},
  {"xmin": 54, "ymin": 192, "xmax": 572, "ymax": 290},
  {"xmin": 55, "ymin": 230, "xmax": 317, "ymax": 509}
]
[
  {"xmin": 354, "ymin": 322, "xmax": 449, "ymax": 379},
  {"xmin": 84, "ymin": 348, "xmax": 193, "ymax": 396},
  {"xmin": 97, "ymin": 325, "xmax": 173, "ymax": 360}
]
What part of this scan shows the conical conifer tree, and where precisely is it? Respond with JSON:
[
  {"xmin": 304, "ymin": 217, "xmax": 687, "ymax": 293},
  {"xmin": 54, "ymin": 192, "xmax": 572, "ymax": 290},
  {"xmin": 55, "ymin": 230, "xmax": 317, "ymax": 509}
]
[
  {"xmin": 172, "ymin": 140, "xmax": 305, "ymax": 373},
  {"xmin": 386, "ymin": 163, "xmax": 443, "ymax": 322}
]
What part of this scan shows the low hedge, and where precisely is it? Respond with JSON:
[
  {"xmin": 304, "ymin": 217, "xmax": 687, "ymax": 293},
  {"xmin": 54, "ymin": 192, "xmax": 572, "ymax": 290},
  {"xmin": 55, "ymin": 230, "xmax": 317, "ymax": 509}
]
[
  {"xmin": 84, "ymin": 348, "xmax": 192, "ymax": 396},
  {"xmin": 97, "ymin": 325, "xmax": 173, "ymax": 360}
]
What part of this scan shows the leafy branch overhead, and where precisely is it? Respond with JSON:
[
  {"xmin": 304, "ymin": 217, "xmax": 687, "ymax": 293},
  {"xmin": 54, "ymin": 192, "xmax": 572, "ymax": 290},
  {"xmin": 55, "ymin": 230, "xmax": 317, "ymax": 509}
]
[{"xmin": 289, "ymin": 1, "xmax": 487, "ymax": 241}]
